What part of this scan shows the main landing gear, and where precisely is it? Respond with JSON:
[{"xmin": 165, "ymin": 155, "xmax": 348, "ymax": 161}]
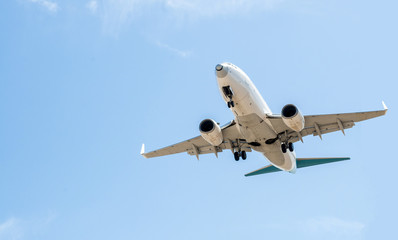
[
  {"xmin": 234, "ymin": 150, "xmax": 247, "ymax": 161},
  {"xmin": 227, "ymin": 101, "xmax": 235, "ymax": 108},
  {"xmin": 281, "ymin": 142, "xmax": 294, "ymax": 153}
]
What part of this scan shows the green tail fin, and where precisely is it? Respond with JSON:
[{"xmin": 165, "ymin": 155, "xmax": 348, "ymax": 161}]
[
  {"xmin": 296, "ymin": 157, "xmax": 350, "ymax": 168},
  {"xmin": 245, "ymin": 157, "xmax": 350, "ymax": 177}
]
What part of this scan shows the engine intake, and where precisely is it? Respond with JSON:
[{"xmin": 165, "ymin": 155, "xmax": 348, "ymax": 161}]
[
  {"xmin": 199, "ymin": 119, "xmax": 223, "ymax": 146},
  {"xmin": 281, "ymin": 104, "xmax": 305, "ymax": 132}
]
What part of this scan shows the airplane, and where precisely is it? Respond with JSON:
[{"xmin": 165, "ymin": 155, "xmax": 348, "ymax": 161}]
[{"xmin": 141, "ymin": 63, "xmax": 388, "ymax": 176}]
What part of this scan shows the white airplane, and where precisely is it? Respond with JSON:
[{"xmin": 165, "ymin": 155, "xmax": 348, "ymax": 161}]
[{"xmin": 141, "ymin": 63, "xmax": 388, "ymax": 176}]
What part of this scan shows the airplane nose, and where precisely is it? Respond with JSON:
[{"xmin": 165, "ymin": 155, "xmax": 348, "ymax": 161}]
[{"xmin": 215, "ymin": 64, "xmax": 228, "ymax": 78}]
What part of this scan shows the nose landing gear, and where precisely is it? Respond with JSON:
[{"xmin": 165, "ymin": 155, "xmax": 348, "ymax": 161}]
[{"xmin": 222, "ymin": 86, "xmax": 235, "ymax": 108}]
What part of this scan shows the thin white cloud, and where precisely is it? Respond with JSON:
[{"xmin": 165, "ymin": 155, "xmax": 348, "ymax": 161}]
[
  {"xmin": 28, "ymin": 0, "xmax": 59, "ymax": 13},
  {"xmin": 263, "ymin": 216, "xmax": 365, "ymax": 239},
  {"xmin": 301, "ymin": 217, "xmax": 365, "ymax": 236},
  {"xmin": 0, "ymin": 218, "xmax": 23, "ymax": 240},
  {"xmin": 0, "ymin": 213, "xmax": 56, "ymax": 240},
  {"xmin": 93, "ymin": 0, "xmax": 283, "ymax": 35},
  {"xmin": 99, "ymin": 0, "xmax": 149, "ymax": 36},
  {"xmin": 165, "ymin": 0, "xmax": 283, "ymax": 17},
  {"xmin": 87, "ymin": 0, "xmax": 98, "ymax": 14},
  {"xmin": 156, "ymin": 41, "xmax": 191, "ymax": 58}
]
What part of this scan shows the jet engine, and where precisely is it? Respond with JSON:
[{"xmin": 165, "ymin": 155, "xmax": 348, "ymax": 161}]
[
  {"xmin": 199, "ymin": 119, "xmax": 223, "ymax": 146},
  {"xmin": 281, "ymin": 104, "xmax": 305, "ymax": 132}
]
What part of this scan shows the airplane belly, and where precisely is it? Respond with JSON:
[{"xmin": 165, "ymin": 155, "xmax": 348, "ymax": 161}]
[
  {"xmin": 233, "ymin": 94, "xmax": 258, "ymax": 116},
  {"xmin": 259, "ymin": 141, "xmax": 297, "ymax": 172},
  {"xmin": 236, "ymin": 113, "xmax": 277, "ymax": 142}
]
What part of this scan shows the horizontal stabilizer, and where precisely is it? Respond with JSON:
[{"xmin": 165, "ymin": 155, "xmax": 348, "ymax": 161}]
[
  {"xmin": 296, "ymin": 157, "xmax": 350, "ymax": 168},
  {"xmin": 244, "ymin": 165, "xmax": 282, "ymax": 176},
  {"xmin": 245, "ymin": 157, "xmax": 350, "ymax": 177}
]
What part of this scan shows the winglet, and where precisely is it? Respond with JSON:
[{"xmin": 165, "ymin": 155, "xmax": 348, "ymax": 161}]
[
  {"xmin": 382, "ymin": 101, "xmax": 388, "ymax": 111},
  {"xmin": 140, "ymin": 144, "xmax": 148, "ymax": 158}
]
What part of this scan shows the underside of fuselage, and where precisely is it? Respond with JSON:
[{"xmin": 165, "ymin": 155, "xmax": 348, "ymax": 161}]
[{"xmin": 215, "ymin": 63, "xmax": 297, "ymax": 172}]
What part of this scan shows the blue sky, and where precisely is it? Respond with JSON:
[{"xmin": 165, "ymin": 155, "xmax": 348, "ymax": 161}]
[{"xmin": 0, "ymin": 0, "xmax": 397, "ymax": 239}]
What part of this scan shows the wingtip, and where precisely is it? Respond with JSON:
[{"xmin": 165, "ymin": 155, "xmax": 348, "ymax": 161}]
[
  {"xmin": 140, "ymin": 143, "xmax": 145, "ymax": 155},
  {"xmin": 382, "ymin": 101, "xmax": 388, "ymax": 111}
]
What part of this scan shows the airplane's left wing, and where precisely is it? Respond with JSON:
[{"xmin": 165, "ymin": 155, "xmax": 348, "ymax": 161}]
[
  {"xmin": 141, "ymin": 121, "xmax": 249, "ymax": 159},
  {"xmin": 267, "ymin": 102, "xmax": 388, "ymax": 143}
]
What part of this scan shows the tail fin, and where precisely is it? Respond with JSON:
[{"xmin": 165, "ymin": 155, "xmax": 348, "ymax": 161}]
[{"xmin": 245, "ymin": 157, "xmax": 350, "ymax": 177}]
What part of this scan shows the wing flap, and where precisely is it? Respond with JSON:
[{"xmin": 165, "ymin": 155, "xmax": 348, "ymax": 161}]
[
  {"xmin": 304, "ymin": 109, "xmax": 387, "ymax": 128},
  {"xmin": 141, "ymin": 135, "xmax": 207, "ymax": 158},
  {"xmin": 187, "ymin": 144, "xmax": 252, "ymax": 156},
  {"xmin": 288, "ymin": 121, "xmax": 355, "ymax": 142}
]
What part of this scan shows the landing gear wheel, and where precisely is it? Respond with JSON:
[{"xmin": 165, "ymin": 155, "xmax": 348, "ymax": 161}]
[
  {"xmin": 227, "ymin": 102, "xmax": 231, "ymax": 108},
  {"xmin": 281, "ymin": 143, "xmax": 287, "ymax": 153},
  {"xmin": 288, "ymin": 142, "xmax": 294, "ymax": 152},
  {"xmin": 241, "ymin": 151, "xmax": 247, "ymax": 160},
  {"xmin": 230, "ymin": 101, "xmax": 235, "ymax": 107},
  {"xmin": 234, "ymin": 151, "xmax": 240, "ymax": 161}
]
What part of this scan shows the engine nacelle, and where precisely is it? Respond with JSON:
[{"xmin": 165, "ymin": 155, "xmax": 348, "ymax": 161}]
[
  {"xmin": 281, "ymin": 104, "xmax": 305, "ymax": 132},
  {"xmin": 199, "ymin": 119, "xmax": 223, "ymax": 146}
]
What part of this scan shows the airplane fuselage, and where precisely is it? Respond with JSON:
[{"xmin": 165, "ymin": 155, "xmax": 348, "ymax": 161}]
[
  {"xmin": 141, "ymin": 62, "xmax": 387, "ymax": 176},
  {"xmin": 215, "ymin": 63, "xmax": 297, "ymax": 172}
]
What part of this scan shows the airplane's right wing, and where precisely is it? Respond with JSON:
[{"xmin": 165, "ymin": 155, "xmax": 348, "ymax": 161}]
[{"xmin": 141, "ymin": 121, "xmax": 250, "ymax": 159}]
